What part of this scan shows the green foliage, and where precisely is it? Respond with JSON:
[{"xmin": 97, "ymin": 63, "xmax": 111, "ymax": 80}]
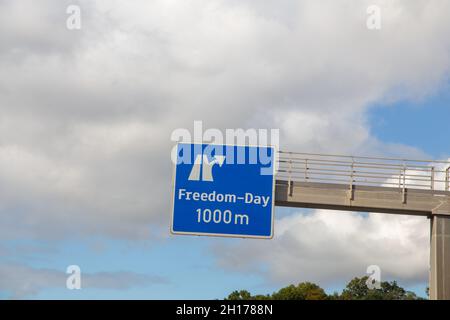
[
  {"xmin": 225, "ymin": 290, "xmax": 252, "ymax": 300},
  {"xmin": 272, "ymin": 282, "xmax": 328, "ymax": 300},
  {"xmin": 226, "ymin": 276, "xmax": 425, "ymax": 300},
  {"xmin": 340, "ymin": 276, "xmax": 420, "ymax": 300}
]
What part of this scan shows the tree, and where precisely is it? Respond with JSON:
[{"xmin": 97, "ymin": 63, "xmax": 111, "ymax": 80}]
[
  {"xmin": 226, "ymin": 290, "xmax": 252, "ymax": 300},
  {"xmin": 226, "ymin": 276, "xmax": 425, "ymax": 300},
  {"xmin": 340, "ymin": 276, "xmax": 421, "ymax": 300},
  {"xmin": 227, "ymin": 282, "xmax": 327, "ymax": 300},
  {"xmin": 272, "ymin": 282, "xmax": 327, "ymax": 300},
  {"xmin": 226, "ymin": 290, "xmax": 270, "ymax": 300}
]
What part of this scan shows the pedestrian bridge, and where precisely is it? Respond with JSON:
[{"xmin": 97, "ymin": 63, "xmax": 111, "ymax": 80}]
[
  {"xmin": 273, "ymin": 151, "xmax": 450, "ymax": 300},
  {"xmin": 275, "ymin": 151, "xmax": 450, "ymax": 215}
]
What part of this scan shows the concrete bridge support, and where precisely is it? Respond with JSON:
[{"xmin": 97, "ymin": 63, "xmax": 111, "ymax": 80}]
[{"xmin": 430, "ymin": 215, "xmax": 450, "ymax": 300}]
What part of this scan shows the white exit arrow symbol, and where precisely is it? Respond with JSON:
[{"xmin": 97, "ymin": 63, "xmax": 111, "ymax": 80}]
[{"xmin": 188, "ymin": 154, "xmax": 225, "ymax": 182}]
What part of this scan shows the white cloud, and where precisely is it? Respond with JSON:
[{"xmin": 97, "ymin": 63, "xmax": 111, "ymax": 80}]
[
  {"xmin": 0, "ymin": 0, "xmax": 448, "ymax": 240},
  {"xmin": 213, "ymin": 210, "xmax": 429, "ymax": 287},
  {"xmin": 0, "ymin": 263, "xmax": 168, "ymax": 299},
  {"xmin": 0, "ymin": 0, "xmax": 449, "ymax": 292}
]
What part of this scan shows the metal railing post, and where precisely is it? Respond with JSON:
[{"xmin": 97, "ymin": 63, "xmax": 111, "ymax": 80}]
[
  {"xmin": 348, "ymin": 157, "xmax": 354, "ymax": 201},
  {"xmin": 351, "ymin": 157, "xmax": 355, "ymax": 184},
  {"xmin": 446, "ymin": 167, "xmax": 449, "ymax": 192},
  {"xmin": 431, "ymin": 166, "xmax": 435, "ymax": 190},
  {"xmin": 402, "ymin": 164, "xmax": 407, "ymax": 204},
  {"xmin": 304, "ymin": 159, "xmax": 308, "ymax": 182},
  {"xmin": 288, "ymin": 152, "xmax": 293, "ymax": 197}
]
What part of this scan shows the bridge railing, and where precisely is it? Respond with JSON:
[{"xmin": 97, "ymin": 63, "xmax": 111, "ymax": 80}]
[{"xmin": 277, "ymin": 151, "xmax": 450, "ymax": 192}]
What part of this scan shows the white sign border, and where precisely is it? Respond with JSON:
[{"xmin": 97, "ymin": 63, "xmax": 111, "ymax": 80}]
[{"xmin": 170, "ymin": 142, "xmax": 276, "ymax": 239}]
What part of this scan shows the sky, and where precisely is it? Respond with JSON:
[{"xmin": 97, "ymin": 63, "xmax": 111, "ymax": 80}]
[{"xmin": 0, "ymin": 0, "xmax": 450, "ymax": 299}]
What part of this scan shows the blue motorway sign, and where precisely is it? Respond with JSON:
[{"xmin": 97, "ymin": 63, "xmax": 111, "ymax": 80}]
[{"xmin": 171, "ymin": 143, "xmax": 275, "ymax": 238}]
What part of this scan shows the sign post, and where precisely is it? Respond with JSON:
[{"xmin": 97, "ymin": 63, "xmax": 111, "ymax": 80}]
[{"xmin": 171, "ymin": 143, "xmax": 275, "ymax": 238}]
